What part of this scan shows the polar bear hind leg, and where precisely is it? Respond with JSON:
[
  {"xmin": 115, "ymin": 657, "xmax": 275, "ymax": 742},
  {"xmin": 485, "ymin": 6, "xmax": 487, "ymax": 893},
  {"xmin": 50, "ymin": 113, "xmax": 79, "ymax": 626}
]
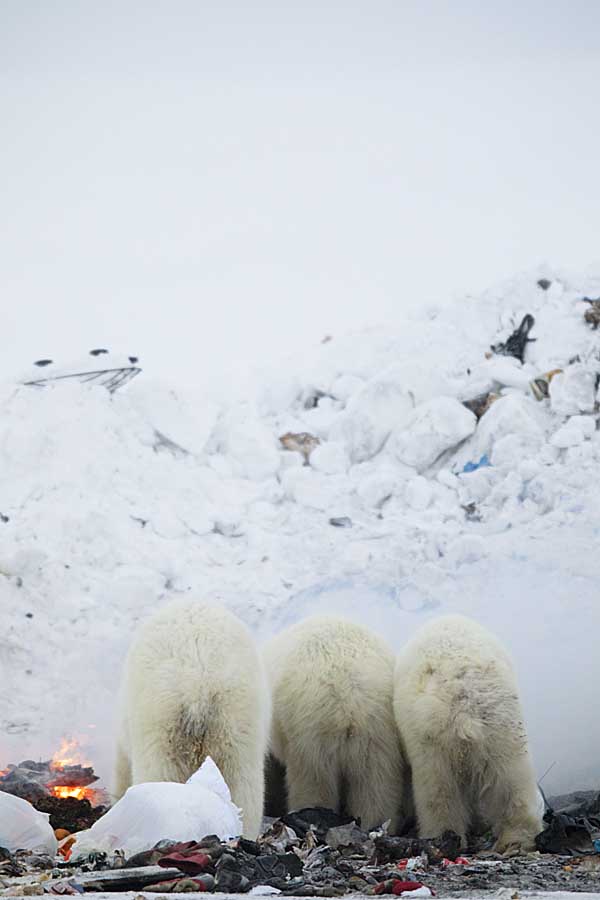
[
  {"xmin": 481, "ymin": 754, "xmax": 541, "ymax": 854},
  {"xmin": 343, "ymin": 733, "xmax": 404, "ymax": 831},
  {"xmin": 284, "ymin": 745, "xmax": 341, "ymax": 813},
  {"xmin": 410, "ymin": 742, "xmax": 469, "ymax": 847},
  {"xmin": 113, "ymin": 742, "xmax": 132, "ymax": 800}
]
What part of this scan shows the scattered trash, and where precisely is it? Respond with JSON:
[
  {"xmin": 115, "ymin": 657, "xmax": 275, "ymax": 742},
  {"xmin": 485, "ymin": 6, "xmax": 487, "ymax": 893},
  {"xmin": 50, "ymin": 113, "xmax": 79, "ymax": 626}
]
[
  {"xmin": 329, "ymin": 516, "xmax": 353, "ymax": 528},
  {"xmin": 396, "ymin": 856, "xmax": 427, "ymax": 871},
  {"xmin": 0, "ymin": 792, "xmax": 58, "ymax": 855},
  {"xmin": 280, "ymin": 807, "xmax": 355, "ymax": 841},
  {"xmin": 583, "ymin": 297, "xmax": 600, "ymax": 329},
  {"xmin": 547, "ymin": 789, "xmax": 600, "ymax": 817},
  {"xmin": 279, "ymin": 431, "xmax": 321, "ymax": 462},
  {"xmin": 324, "ymin": 822, "xmax": 369, "ymax": 850},
  {"xmin": 146, "ymin": 873, "xmax": 215, "ymax": 891},
  {"xmin": 23, "ymin": 355, "xmax": 141, "ymax": 393},
  {"xmin": 374, "ymin": 880, "xmax": 432, "ymax": 896},
  {"xmin": 535, "ymin": 796, "xmax": 600, "ymax": 856},
  {"xmin": 4, "ymin": 802, "xmax": 600, "ymax": 896},
  {"xmin": 462, "ymin": 391, "xmax": 500, "ymax": 419},
  {"xmin": 374, "ymin": 830, "xmax": 462, "ymax": 865},
  {"xmin": 47, "ymin": 865, "xmax": 183, "ymax": 894},
  {"xmin": 490, "ymin": 314, "xmax": 536, "ymax": 364},
  {"xmin": 462, "ymin": 454, "xmax": 491, "ymax": 473},
  {"xmin": 461, "ymin": 502, "xmax": 482, "ymax": 522},
  {"xmin": 158, "ymin": 840, "xmax": 216, "ymax": 874},
  {"xmin": 530, "ymin": 369, "xmax": 563, "ymax": 401},
  {"xmin": 259, "ymin": 821, "xmax": 298, "ymax": 853}
]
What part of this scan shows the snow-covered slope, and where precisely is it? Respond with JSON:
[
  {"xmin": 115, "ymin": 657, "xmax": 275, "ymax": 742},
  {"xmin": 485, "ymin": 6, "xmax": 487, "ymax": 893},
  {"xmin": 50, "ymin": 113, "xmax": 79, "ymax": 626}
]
[{"xmin": 1, "ymin": 268, "xmax": 599, "ymax": 797}]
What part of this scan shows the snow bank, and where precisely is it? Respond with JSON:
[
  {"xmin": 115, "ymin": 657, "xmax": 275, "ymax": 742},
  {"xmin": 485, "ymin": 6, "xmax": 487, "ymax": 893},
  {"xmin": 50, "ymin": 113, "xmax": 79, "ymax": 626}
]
[{"xmin": 1, "ymin": 267, "xmax": 599, "ymax": 797}]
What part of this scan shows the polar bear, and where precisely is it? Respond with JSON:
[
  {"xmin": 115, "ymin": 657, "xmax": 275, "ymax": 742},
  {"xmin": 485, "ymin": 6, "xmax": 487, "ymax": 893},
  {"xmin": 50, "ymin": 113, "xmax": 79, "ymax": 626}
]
[
  {"xmin": 263, "ymin": 615, "xmax": 406, "ymax": 831},
  {"xmin": 113, "ymin": 599, "xmax": 270, "ymax": 839},
  {"xmin": 393, "ymin": 615, "xmax": 542, "ymax": 853}
]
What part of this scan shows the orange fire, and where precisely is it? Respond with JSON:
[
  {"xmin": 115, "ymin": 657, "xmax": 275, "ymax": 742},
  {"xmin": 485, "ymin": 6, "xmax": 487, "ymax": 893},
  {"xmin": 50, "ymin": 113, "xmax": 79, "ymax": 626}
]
[
  {"xmin": 48, "ymin": 736, "xmax": 100, "ymax": 803},
  {"xmin": 51, "ymin": 737, "xmax": 90, "ymax": 770},
  {"xmin": 52, "ymin": 785, "xmax": 91, "ymax": 800}
]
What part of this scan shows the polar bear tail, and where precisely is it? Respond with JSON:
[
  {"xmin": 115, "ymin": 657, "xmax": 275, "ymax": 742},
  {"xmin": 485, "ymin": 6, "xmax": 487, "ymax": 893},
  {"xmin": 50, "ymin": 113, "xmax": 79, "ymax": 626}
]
[{"xmin": 417, "ymin": 672, "xmax": 489, "ymax": 754}]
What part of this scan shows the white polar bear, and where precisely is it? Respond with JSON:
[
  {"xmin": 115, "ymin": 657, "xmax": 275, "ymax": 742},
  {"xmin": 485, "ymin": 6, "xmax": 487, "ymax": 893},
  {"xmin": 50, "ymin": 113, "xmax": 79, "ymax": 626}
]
[
  {"xmin": 263, "ymin": 615, "xmax": 406, "ymax": 831},
  {"xmin": 113, "ymin": 599, "xmax": 270, "ymax": 840},
  {"xmin": 393, "ymin": 615, "xmax": 542, "ymax": 853}
]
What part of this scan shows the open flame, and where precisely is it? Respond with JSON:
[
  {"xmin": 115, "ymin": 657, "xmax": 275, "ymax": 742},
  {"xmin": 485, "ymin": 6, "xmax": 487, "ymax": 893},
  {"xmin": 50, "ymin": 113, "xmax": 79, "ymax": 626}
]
[
  {"xmin": 52, "ymin": 785, "xmax": 91, "ymax": 800},
  {"xmin": 47, "ymin": 736, "xmax": 100, "ymax": 803},
  {"xmin": 51, "ymin": 737, "xmax": 89, "ymax": 770},
  {"xmin": 0, "ymin": 734, "xmax": 105, "ymax": 807}
]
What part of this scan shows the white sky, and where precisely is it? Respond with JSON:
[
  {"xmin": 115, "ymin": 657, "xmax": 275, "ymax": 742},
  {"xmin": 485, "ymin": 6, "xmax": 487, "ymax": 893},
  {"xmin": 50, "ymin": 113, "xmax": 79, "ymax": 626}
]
[{"xmin": 2, "ymin": 1, "xmax": 600, "ymax": 385}]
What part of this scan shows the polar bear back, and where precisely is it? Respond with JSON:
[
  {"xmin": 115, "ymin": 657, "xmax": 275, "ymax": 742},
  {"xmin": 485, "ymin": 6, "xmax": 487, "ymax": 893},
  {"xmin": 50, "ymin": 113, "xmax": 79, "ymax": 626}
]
[
  {"xmin": 393, "ymin": 614, "xmax": 541, "ymax": 852},
  {"xmin": 125, "ymin": 599, "xmax": 263, "ymax": 714},
  {"xmin": 264, "ymin": 614, "xmax": 396, "ymax": 757},
  {"xmin": 264, "ymin": 615, "xmax": 405, "ymax": 830},
  {"xmin": 394, "ymin": 614, "xmax": 525, "ymax": 759}
]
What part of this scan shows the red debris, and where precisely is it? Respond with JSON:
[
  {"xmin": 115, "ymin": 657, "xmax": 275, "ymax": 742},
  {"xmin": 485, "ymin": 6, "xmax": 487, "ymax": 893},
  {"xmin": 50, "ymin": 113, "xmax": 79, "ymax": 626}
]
[
  {"xmin": 158, "ymin": 841, "xmax": 213, "ymax": 875},
  {"xmin": 375, "ymin": 879, "xmax": 433, "ymax": 895}
]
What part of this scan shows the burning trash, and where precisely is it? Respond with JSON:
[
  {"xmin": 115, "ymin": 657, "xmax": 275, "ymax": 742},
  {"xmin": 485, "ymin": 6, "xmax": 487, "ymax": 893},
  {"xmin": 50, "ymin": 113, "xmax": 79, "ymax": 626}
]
[
  {"xmin": 0, "ymin": 739, "xmax": 107, "ymax": 833},
  {"xmin": 0, "ymin": 739, "xmax": 101, "ymax": 804}
]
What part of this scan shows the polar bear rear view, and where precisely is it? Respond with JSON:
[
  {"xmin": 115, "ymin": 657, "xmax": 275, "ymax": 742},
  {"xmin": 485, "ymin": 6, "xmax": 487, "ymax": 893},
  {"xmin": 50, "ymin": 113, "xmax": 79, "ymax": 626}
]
[
  {"xmin": 393, "ymin": 615, "xmax": 542, "ymax": 853},
  {"xmin": 264, "ymin": 615, "xmax": 406, "ymax": 831},
  {"xmin": 114, "ymin": 600, "xmax": 269, "ymax": 839}
]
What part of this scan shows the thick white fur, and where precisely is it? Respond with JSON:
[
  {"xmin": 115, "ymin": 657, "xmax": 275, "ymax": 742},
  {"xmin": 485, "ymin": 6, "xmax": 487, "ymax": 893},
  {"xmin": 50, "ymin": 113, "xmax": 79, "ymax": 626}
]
[
  {"xmin": 393, "ymin": 615, "xmax": 542, "ymax": 853},
  {"xmin": 263, "ymin": 615, "xmax": 406, "ymax": 831},
  {"xmin": 113, "ymin": 599, "xmax": 270, "ymax": 839}
]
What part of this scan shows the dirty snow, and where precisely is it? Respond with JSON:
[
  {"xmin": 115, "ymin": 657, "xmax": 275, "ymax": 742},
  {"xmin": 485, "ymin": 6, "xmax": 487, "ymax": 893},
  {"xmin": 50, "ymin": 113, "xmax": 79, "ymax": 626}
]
[{"xmin": 1, "ymin": 267, "xmax": 599, "ymax": 799}]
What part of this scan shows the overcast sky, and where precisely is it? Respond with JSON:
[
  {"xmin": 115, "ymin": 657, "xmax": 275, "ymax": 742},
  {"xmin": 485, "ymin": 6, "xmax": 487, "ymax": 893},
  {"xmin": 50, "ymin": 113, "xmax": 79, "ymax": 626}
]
[{"xmin": 2, "ymin": 1, "xmax": 600, "ymax": 385}]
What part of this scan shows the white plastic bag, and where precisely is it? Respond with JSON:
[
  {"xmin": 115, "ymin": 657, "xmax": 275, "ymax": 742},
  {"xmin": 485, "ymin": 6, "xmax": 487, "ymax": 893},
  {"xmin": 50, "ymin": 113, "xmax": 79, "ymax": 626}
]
[
  {"xmin": 72, "ymin": 756, "xmax": 242, "ymax": 856},
  {"xmin": 0, "ymin": 792, "xmax": 58, "ymax": 855}
]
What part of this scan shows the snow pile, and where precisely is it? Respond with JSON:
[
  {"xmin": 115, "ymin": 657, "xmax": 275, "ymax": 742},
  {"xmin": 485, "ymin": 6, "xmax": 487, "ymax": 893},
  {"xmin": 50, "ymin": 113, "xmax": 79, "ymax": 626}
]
[{"xmin": 1, "ymin": 268, "xmax": 599, "ymax": 796}]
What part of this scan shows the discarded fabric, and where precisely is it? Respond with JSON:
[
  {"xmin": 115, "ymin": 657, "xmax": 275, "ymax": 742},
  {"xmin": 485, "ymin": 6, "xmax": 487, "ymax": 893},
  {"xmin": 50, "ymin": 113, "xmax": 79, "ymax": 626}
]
[
  {"xmin": 462, "ymin": 454, "xmax": 491, "ymax": 473},
  {"xmin": 490, "ymin": 313, "xmax": 536, "ymax": 363}
]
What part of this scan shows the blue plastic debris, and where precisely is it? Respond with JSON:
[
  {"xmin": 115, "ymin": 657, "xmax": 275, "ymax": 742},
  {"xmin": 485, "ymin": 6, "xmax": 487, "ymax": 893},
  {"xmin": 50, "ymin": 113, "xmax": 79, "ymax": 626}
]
[
  {"xmin": 462, "ymin": 454, "xmax": 491, "ymax": 474},
  {"xmin": 594, "ymin": 838, "xmax": 600, "ymax": 852}
]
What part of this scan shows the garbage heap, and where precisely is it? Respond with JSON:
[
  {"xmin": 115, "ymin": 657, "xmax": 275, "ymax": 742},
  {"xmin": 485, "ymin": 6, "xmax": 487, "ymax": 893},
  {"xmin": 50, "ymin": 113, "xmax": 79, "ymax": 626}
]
[{"xmin": 2, "ymin": 798, "xmax": 600, "ymax": 897}]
